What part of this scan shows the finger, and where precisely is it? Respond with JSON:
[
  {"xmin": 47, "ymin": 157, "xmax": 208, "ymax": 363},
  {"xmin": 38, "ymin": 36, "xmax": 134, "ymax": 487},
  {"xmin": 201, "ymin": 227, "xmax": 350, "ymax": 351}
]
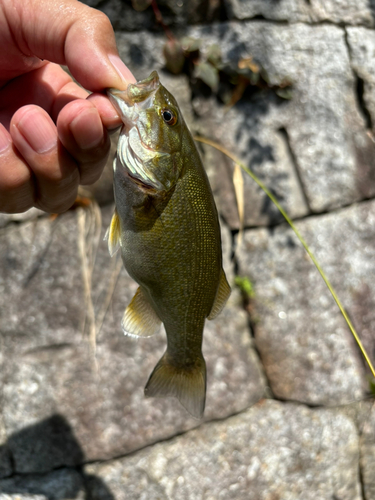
[
  {"xmin": 0, "ymin": 124, "xmax": 35, "ymax": 213},
  {"xmin": 52, "ymin": 79, "xmax": 89, "ymax": 119},
  {"xmin": 87, "ymin": 93, "xmax": 122, "ymax": 130},
  {"xmin": 2, "ymin": 0, "xmax": 136, "ymax": 91},
  {"xmin": 10, "ymin": 105, "xmax": 80, "ymax": 213},
  {"xmin": 0, "ymin": 63, "xmax": 89, "ymax": 130},
  {"xmin": 57, "ymin": 99, "xmax": 111, "ymax": 185}
]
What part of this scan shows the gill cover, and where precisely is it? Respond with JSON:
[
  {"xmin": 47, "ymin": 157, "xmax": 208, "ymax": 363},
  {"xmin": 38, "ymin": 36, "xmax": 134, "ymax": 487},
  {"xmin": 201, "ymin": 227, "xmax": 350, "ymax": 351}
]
[{"xmin": 107, "ymin": 71, "xmax": 183, "ymax": 191}]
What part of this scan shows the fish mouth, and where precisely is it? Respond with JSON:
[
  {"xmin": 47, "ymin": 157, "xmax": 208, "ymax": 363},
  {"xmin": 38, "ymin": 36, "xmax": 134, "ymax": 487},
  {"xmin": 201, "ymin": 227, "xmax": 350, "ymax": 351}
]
[
  {"xmin": 107, "ymin": 72, "xmax": 171, "ymax": 192},
  {"xmin": 107, "ymin": 71, "xmax": 160, "ymax": 129}
]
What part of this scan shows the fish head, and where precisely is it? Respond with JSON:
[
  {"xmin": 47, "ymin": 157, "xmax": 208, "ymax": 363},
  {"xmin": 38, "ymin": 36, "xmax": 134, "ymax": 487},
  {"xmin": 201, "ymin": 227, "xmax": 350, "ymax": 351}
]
[{"xmin": 107, "ymin": 71, "xmax": 184, "ymax": 192}]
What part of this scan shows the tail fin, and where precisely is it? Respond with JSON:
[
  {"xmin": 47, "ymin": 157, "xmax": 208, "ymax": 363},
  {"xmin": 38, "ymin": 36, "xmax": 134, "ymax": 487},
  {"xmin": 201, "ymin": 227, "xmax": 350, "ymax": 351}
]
[{"xmin": 144, "ymin": 352, "xmax": 206, "ymax": 419}]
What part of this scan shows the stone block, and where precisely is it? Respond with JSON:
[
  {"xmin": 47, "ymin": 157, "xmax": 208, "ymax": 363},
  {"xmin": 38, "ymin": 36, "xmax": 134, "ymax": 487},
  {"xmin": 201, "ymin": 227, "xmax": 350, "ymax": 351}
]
[
  {"xmin": 236, "ymin": 200, "xmax": 375, "ymax": 405},
  {"xmin": 85, "ymin": 400, "xmax": 361, "ymax": 500},
  {"xmin": 0, "ymin": 204, "xmax": 265, "ymax": 470}
]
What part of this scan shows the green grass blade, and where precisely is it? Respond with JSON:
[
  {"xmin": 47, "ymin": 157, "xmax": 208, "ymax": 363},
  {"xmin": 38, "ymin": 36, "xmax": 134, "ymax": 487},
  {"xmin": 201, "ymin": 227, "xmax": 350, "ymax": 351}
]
[{"xmin": 195, "ymin": 135, "xmax": 375, "ymax": 379}]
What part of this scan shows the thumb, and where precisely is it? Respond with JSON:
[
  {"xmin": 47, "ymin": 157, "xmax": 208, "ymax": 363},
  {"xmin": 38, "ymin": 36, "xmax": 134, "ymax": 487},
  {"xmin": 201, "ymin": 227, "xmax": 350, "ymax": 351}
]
[{"xmin": 2, "ymin": 0, "xmax": 136, "ymax": 91}]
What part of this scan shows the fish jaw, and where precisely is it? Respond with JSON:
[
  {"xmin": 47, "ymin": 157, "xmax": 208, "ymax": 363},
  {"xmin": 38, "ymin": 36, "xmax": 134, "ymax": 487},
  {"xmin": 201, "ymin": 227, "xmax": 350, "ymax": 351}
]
[
  {"xmin": 107, "ymin": 71, "xmax": 160, "ymax": 130},
  {"xmin": 107, "ymin": 72, "xmax": 175, "ymax": 192},
  {"xmin": 117, "ymin": 131, "xmax": 171, "ymax": 192}
]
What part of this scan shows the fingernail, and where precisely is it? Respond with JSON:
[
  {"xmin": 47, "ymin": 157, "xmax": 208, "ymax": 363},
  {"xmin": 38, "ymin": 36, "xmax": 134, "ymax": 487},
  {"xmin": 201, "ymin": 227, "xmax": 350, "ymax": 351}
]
[
  {"xmin": 108, "ymin": 54, "xmax": 137, "ymax": 85},
  {"xmin": 0, "ymin": 125, "xmax": 11, "ymax": 154},
  {"xmin": 18, "ymin": 110, "xmax": 57, "ymax": 154},
  {"xmin": 70, "ymin": 107, "xmax": 103, "ymax": 150}
]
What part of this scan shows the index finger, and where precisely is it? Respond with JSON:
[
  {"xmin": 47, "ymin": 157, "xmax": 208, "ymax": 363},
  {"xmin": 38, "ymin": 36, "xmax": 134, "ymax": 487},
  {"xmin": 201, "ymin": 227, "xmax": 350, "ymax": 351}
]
[{"xmin": 1, "ymin": 0, "xmax": 136, "ymax": 92}]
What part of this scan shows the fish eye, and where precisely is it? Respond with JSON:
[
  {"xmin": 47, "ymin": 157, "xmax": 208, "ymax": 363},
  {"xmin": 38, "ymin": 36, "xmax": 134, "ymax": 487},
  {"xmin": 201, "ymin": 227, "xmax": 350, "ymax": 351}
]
[{"xmin": 161, "ymin": 109, "xmax": 177, "ymax": 126}]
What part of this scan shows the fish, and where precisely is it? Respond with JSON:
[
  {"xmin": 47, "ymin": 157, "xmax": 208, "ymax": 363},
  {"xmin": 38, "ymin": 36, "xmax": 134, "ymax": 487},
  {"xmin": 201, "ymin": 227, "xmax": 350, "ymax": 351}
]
[{"xmin": 106, "ymin": 71, "xmax": 231, "ymax": 418}]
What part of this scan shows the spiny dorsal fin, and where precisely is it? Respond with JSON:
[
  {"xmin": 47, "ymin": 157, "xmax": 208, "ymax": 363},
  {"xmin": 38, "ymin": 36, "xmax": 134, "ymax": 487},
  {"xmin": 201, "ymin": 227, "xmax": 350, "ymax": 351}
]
[
  {"xmin": 122, "ymin": 287, "xmax": 161, "ymax": 337},
  {"xmin": 104, "ymin": 209, "xmax": 121, "ymax": 257},
  {"xmin": 207, "ymin": 269, "xmax": 231, "ymax": 320},
  {"xmin": 144, "ymin": 352, "xmax": 206, "ymax": 419}
]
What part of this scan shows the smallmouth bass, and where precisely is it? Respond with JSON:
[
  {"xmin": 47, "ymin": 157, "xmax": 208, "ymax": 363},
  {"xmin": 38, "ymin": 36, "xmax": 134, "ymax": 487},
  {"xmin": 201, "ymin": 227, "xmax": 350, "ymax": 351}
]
[{"xmin": 106, "ymin": 71, "xmax": 230, "ymax": 418}]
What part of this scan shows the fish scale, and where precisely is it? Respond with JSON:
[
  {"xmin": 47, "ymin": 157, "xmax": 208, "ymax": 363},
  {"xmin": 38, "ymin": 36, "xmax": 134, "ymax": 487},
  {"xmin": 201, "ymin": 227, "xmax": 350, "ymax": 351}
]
[{"xmin": 106, "ymin": 71, "xmax": 231, "ymax": 418}]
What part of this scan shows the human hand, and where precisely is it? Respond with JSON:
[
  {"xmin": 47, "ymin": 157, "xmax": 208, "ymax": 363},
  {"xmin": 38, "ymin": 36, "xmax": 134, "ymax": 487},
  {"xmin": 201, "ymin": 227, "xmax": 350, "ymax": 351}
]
[{"xmin": 0, "ymin": 0, "xmax": 136, "ymax": 214}]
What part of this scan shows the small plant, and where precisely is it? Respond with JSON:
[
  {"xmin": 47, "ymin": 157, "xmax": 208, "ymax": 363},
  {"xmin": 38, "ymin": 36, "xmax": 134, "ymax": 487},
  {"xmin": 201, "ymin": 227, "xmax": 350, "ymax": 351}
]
[
  {"xmin": 370, "ymin": 377, "xmax": 375, "ymax": 397},
  {"xmin": 131, "ymin": 0, "xmax": 293, "ymax": 107},
  {"xmin": 235, "ymin": 275, "xmax": 255, "ymax": 300},
  {"xmin": 163, "ymin": 37, "xmax": 293, "ymax": 106}
]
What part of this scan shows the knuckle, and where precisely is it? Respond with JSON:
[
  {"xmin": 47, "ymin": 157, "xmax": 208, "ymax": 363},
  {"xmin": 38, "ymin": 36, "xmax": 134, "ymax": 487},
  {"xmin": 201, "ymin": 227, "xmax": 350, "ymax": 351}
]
[
  {"xmin": 79, "ymin": 157, "xmax": 108, "ymax": 186},
  {"xmin": 37, "ymin": 186, "xmax": 78, "ymax": 214},
  {"xmin": 90, "ymin": 9, "xmax": 113, "ymax": 32},
  {"xmin": 0, "ymin": 181, "xmax": 33, "ymax": 213}
]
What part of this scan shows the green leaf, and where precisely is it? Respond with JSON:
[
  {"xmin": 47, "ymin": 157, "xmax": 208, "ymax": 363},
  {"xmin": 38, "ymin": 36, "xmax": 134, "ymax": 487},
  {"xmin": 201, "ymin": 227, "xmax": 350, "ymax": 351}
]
[
  {"xmin": 206, "ymin": 44, "xmax": 222, "ymax": 68},
  {"xmin": 195, "ymin": 61, "xmax": 219, "ymax": 92},
  {"xmin": 369, "ymin": 378, "xmax": 375, "ymax": 397},
  {"xmin": 181, "ymin": 37, "xmax": 201, "ymax": 53},
  {"xmin": 163, "ymin": 40, "xmax": 185, "ymax": 75},
  {"xmin": 131, "ymin": 0, "xmax": 152, "ymax": 11},
  {"xmin": 275, "ymin": 87, "xmax": 293, "ymax": 100},
  {"xmin": 234, "ymin": 276, "xmax": 255, "ymax": 299}
]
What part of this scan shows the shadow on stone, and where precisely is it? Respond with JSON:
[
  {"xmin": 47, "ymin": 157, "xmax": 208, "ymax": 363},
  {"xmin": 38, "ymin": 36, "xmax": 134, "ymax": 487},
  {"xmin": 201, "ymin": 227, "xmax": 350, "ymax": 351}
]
[
  {"xmin": 369, "ymin": 0, "xmax": 375, "ymax": 21},
  {"xmin": 0, "ymin": 414, "xmax": 115, "ymax": 500}
]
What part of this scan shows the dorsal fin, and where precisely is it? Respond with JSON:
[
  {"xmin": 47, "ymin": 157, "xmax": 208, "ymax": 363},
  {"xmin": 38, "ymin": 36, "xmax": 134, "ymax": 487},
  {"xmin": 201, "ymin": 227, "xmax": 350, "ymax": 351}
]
[
  {"xmin": 122, "ymin": 287, "xmax": 161, "ymax": 337},
  {"xmin": 207, "ymin": 269, "xmax": 231, "ymax": 320},
  {"xmin": 104, "ymin": 209, "xmax": 121, "ymax": 257}
]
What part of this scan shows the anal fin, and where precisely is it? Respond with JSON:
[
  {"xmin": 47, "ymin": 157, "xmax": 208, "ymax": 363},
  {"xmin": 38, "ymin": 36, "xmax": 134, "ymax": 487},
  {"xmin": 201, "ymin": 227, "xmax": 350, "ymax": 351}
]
[
  {"xmin": 207, "ymin": 269, "xmax": 231, "ymax": 320},
  {"xmin": 122, "ymin": 287, "xmax": 161, "ymax": 337},
  {"xmin": 104, "ymin": 209, "xmax": 121, "ymax": 257}
]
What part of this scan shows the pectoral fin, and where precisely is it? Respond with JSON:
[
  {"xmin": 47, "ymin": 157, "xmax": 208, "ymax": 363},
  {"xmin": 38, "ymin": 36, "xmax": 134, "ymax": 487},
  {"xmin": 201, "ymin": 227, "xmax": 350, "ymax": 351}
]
[
  {"xmin": 105, "ymin": 209, "xmax": 121, "ymax": 257},
  {"xmin": 122, "ymin": 287, "xmax": 161, "ymax": 337},
  {"xmin": 207, "ymin": 269, "xmax": 231, "ymax": 320}
]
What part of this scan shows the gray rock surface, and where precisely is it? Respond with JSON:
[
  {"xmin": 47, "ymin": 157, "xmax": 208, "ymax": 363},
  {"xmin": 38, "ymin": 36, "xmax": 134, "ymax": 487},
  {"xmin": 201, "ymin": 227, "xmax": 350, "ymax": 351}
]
[
  {"xmin": 86, "ymin": 400, "xmax": 361, "ymax": 500},
  {"xmin": 224, "ymin": 0, "xmax": 375, "ymax": 27},
  {"xmin": 0, "ymin": 204, "xmax": 265, "ymax": 471},
  {"xmin": 115, "ymin": 31, "xmax": 195, "ymax": 124},
  {"xmin": 0, "ymin": 413, "xmax": 11, "ymax": 479},
  {"xmin": 311, "ymin": 0, "xmax": 375, "ymax": 26},
  {"xmin": 0, "ymin": 209, "xmax": 44, "ymax": 230},
  {"xmin": 360, "ymin": 402, "xmax": 375, "ymax": 500},
  {"xmin": 96, "ymin": 23, "xmax": 375, "ymax": 225},
  {"xmin": 347, "ymin": 27, "xmax": 375, "ymax": 137},
  {"xmin": 187, "ymin": 21, "xmax": 375, "ymax": 215},
  {"xmin": 86, "ymin": 0, "xmax": 220, "ymax": 31},
  {"xmin": 195, "ymin": 93, "xmax": 310, "ymax": 228},
  {"xmin": 223, "ymin": 0, "xmax": 311, "ymax": 22},
  {"xmin": 2, "ymin": 3, "xmax": 375, "ymax": 498},
  {"xmin": 115, "ymin": 22, "xmax": 375, "ymax": 227},
  {"xmin": 236, "ymin": 200, "xmax": 375, "ymax": 405}
]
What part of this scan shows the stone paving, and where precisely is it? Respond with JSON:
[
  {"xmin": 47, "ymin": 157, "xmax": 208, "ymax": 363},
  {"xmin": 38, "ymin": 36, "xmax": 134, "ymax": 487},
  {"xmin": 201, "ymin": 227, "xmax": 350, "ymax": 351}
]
[{"xmin": 1, "ymin": 0, "xmax": 375, "ymax": 499}]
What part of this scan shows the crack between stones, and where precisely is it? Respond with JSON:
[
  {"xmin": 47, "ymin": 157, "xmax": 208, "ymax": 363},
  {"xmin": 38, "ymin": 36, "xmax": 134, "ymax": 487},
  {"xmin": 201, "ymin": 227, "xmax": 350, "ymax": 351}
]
[
  {"xmin": 240, "ymin": 194, "xmax": 375, "ymax": 232},
  {"xmin": 355, "ymin": 72, "xmax": 374, "ymax": 131},
  {"xmin": 358, "ymin": 449, "xmax": 367, "ymax": 500},
  {"xmin": 2, "ymin": 399, "xmax": 371, "ymax": 494},
  {"xmin": 3, "ymin": 399, "xmax": 359, "ymax": 485},
  {"xmin": 227, "ymin": 221, "xmax": 274, "ymax": 399},
  {"xmin": 193, "ymin": 17, "xmax": 371, "ymax": 29},
  {"xmin": 278, "ymin": 127, "xmax": 312, "ymax": 213},
  {"xmin": 343, "ymin": 26, "xmax": 374, "ymax": 133},
  {"xmin": 22, "ymin": 343, "xmax": 75, "ymax": 356},
  {"xmin": 1, "ymin": 403, "xmax": 260, "ymax": 487}
]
